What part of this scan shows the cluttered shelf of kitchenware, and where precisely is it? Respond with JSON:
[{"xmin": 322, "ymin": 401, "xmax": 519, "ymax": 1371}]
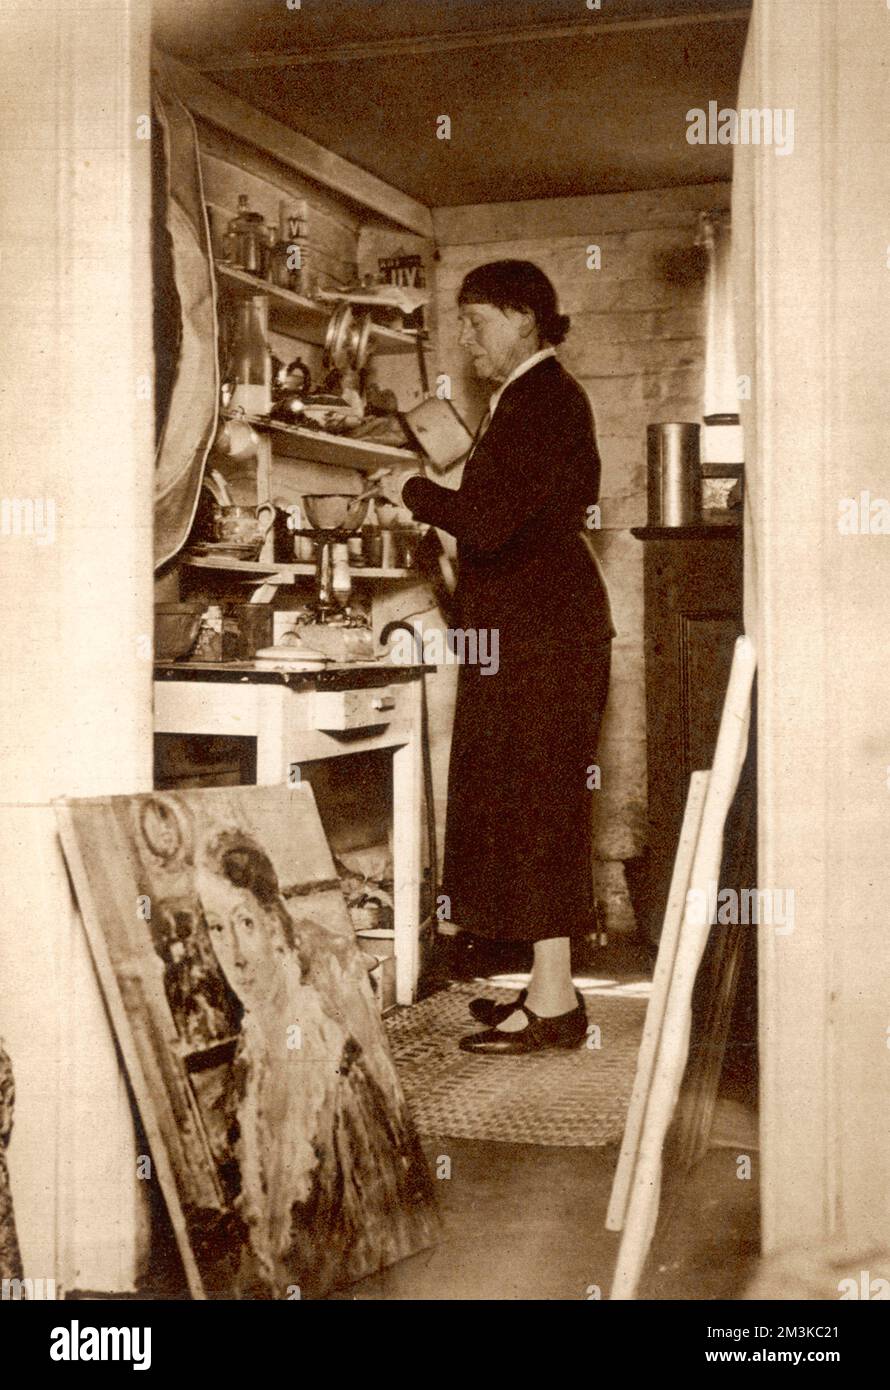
[
  {"xmin": 183, "ymin": 554, "xmax": 412, "ymax": 581},
  {"xmin": 215, "ymin": 263, "xmax": 425, "ymax": 356},
  {"xmin": 223, "ymin": 410, "xmax": 423, "ymax": 473}
]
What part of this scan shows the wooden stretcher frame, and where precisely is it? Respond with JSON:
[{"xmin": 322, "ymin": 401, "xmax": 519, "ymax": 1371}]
[
  {"xmin": 56, "ymin": 798, "xmax": 208, "ymax": 1299},
  {"xmin": 608, "ymin": 634, "xmax": 756, "ymax": 1299}
]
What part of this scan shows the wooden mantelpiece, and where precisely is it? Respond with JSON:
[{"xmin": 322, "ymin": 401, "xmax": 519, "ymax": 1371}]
[
  {"xmin": 632, "ymin": 523, "xmax": 744, "ymax": 941},
  {"xmin": 631, "ymin": 523, "xmax": 741, "ymax": 542}
]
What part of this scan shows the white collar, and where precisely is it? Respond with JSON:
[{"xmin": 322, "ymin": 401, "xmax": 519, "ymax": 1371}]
[{"xmin": 488, "ymin": 347, "xmax": 556, "ymax": 417}]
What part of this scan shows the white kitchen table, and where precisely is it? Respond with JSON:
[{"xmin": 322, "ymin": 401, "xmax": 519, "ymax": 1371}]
[{"xmin": 153, "ymin": 659, "xmax": 431, "ymax": 1004}]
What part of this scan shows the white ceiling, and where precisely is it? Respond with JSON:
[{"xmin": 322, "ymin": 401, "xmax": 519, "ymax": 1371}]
[{"xmin": 154, "ymin": 0, "xmax": 750, "ymax": 206}]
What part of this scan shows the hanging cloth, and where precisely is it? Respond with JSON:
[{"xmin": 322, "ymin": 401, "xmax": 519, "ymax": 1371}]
[{"xmin": 151, "ymin": 50, "xmax": 219, "ymax": 570}]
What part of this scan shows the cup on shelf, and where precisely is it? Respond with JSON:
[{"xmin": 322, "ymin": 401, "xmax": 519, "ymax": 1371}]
[
  {"xmin": 284, "ymin": 504, "xmax": 315, "ymax": 562},
  {"xmin": 373, "ymin": 499, "xmax": 398, "ymax": 531}
]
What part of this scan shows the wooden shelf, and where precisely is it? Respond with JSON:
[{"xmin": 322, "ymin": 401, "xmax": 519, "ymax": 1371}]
[
  {"xmin": 241, "ymin": 414, "xmax": 422, "ymax": 474},
  {"xmin": 183, "ymin": 554, "xmax": 412, "ymax": 581},
  {"xmin": 216, "ymin": 263, "xmax": 326, "ymax": 342},
  {"xmin": 215, "ymin": 263, "xmax": 422, "ymax": 356}
]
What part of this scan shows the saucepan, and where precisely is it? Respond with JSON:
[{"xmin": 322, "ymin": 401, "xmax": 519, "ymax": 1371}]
[{"xmin": 401, "ymin": 396, "xmax": 474, "ymax": 471}]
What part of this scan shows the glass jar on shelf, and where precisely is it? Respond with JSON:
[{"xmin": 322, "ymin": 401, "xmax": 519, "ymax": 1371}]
[{"xmin": 223, "ymin": 194, "xmax": 272, "ymax": 278}]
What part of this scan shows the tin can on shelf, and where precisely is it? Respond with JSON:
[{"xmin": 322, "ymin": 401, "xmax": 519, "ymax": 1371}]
[{"xmin": 647, "ymin": 422, "xmax": 702, "ymax": 526}]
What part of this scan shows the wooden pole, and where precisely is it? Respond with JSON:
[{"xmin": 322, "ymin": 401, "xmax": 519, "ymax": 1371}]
[{"xmin": 606, "ymin": 770, "xmax": 709, "ymax": 1231}]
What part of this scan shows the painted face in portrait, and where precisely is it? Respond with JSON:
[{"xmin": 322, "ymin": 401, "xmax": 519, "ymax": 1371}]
[{"xmin": 196, "ymin": 853, "xmax": 283, "ymax": 1006}]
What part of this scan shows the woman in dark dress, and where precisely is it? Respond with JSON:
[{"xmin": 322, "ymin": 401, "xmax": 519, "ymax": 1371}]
[{"xmin": 378, "ymin": 261, "xmax": 614, "ymax": 1054}]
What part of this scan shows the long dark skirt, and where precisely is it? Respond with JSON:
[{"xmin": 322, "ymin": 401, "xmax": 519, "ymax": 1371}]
[{"xmin": 440, "ymin": 635, "xmax": 612, "ymax": 943}]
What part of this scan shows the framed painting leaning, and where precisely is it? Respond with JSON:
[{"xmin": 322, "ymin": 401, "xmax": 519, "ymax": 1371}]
[{"xmin": 56, "ymin": 782, "xmax": 437, "ymax": 1300}]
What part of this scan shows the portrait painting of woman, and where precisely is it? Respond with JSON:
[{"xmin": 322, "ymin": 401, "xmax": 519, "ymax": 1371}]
[{"xmin": 195, "ymin": 825, "xmax": 436, "ymax": 1298}]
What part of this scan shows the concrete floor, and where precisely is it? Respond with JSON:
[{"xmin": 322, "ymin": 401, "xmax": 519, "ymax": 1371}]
[
  {"xmin": 333, "ymin": 1136, "xmax": 619, "ymax": 1301},
  {"xmin": 334, "ymin": 935, "xmax": 760, "ymax": 1302},
  {"xmin": 332, "ymin": 1135, "xmax": 758, "ymax": 1301},
  {"xmin": 640, "ymin": 1144, "xmax": 760, "ymax": 1300}
]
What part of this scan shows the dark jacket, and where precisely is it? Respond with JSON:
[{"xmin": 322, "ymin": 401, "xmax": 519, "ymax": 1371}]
[{"xmin": 403, "ymin": 355, "xmax": 614, "ymax": 647}]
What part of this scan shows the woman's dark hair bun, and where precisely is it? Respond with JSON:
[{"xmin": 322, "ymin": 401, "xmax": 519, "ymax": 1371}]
[
  {"xmin": 458, "ymin": 259, "xmax": 570, "ymax": 346},
  {"xmin": 545, "ymin": 312, "xmax": 571, "ymax": 346}
]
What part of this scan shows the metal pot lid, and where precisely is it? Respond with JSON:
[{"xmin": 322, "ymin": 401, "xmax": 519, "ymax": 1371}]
[
  {"xmin": 324, "ymin": 302, "xmax": 354, "ymax": 371},
  {"xmin": 348, "ymin": 312, "xmax": 374, "ymax": 373}
]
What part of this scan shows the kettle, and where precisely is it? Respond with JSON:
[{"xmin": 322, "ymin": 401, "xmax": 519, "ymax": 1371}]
[{"xmin": 271, "ymin": 355, "xmax": 312, "ymax": 423}]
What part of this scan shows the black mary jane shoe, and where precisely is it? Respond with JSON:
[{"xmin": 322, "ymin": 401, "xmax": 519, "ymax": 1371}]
[
  {"xmin": 468, "ymin": 986, "xmax": 585, "ymax": 1027},
  {"xmin": 458, "ymin": 1000, "xmax": 588, "ymax": 1056},
  {"xmin": 468, "ymin": 988, "xmax": 528, "ymax": 1026}
]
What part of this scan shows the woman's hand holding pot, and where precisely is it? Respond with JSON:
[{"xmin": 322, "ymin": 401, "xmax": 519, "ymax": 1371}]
[{"xmin": 369, "ymin": 465, "xmax": 422, "ymax": 509}]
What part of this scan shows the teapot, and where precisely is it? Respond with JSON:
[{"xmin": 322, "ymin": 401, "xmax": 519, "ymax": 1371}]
[{"xmin": 271, "ymin": 355, "xmax": 313, "ymax": 424}]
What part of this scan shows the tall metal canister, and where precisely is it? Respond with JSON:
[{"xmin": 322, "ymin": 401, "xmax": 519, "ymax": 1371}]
[{"xmin": 646, "ymin": 422, "xmax": 702, "ymax": 526}]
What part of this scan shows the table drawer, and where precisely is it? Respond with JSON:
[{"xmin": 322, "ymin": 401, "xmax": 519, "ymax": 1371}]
[{"xmin": 310, "ymin": 685, "xmax": 399, "ymax": 731}]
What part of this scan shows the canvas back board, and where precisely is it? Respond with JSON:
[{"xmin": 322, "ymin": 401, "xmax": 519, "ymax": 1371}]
[
  {"xmin": 56, "ymin": 782, "xmax": 437, "ymax": 1299},
  {"xmin": 609, "ymin": 635, "xmax": 756, "ymax": 1299}
]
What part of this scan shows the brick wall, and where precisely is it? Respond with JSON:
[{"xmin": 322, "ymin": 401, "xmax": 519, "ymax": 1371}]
[{"xmin": 430, "ymin": 184, "xmax": 731, "ymax": 934}]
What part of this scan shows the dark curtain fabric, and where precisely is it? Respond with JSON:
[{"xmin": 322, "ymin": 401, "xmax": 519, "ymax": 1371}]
[
  {"xmin": 403, "ymin": 357, "xmax": 614, "ymax": 943},
  {"xmin": 151, "ymin": 52, "xmax": 219, "ymax": 571},
  {"xmin": 0, "ymin": 1041, "xmax": 24, "ymax": 1284}
]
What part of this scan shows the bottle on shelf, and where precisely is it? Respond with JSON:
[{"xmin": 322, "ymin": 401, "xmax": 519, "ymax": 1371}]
[
  {"xmin": 223, "ymin": 194, "xmax": 272, "ymax": 278},
  {"xmin": 227, "ymin": 294, "xmax": 272, "ymax": 416}
]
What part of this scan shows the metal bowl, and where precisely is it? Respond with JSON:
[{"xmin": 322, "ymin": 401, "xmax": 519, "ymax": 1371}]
[
  {"xmin": 301, "ymin": 494, "xmax": 370, "ymax": 532},
  {"xmin": 154, "ymin": 604, "xmax": 205, "ymax": 662}
]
